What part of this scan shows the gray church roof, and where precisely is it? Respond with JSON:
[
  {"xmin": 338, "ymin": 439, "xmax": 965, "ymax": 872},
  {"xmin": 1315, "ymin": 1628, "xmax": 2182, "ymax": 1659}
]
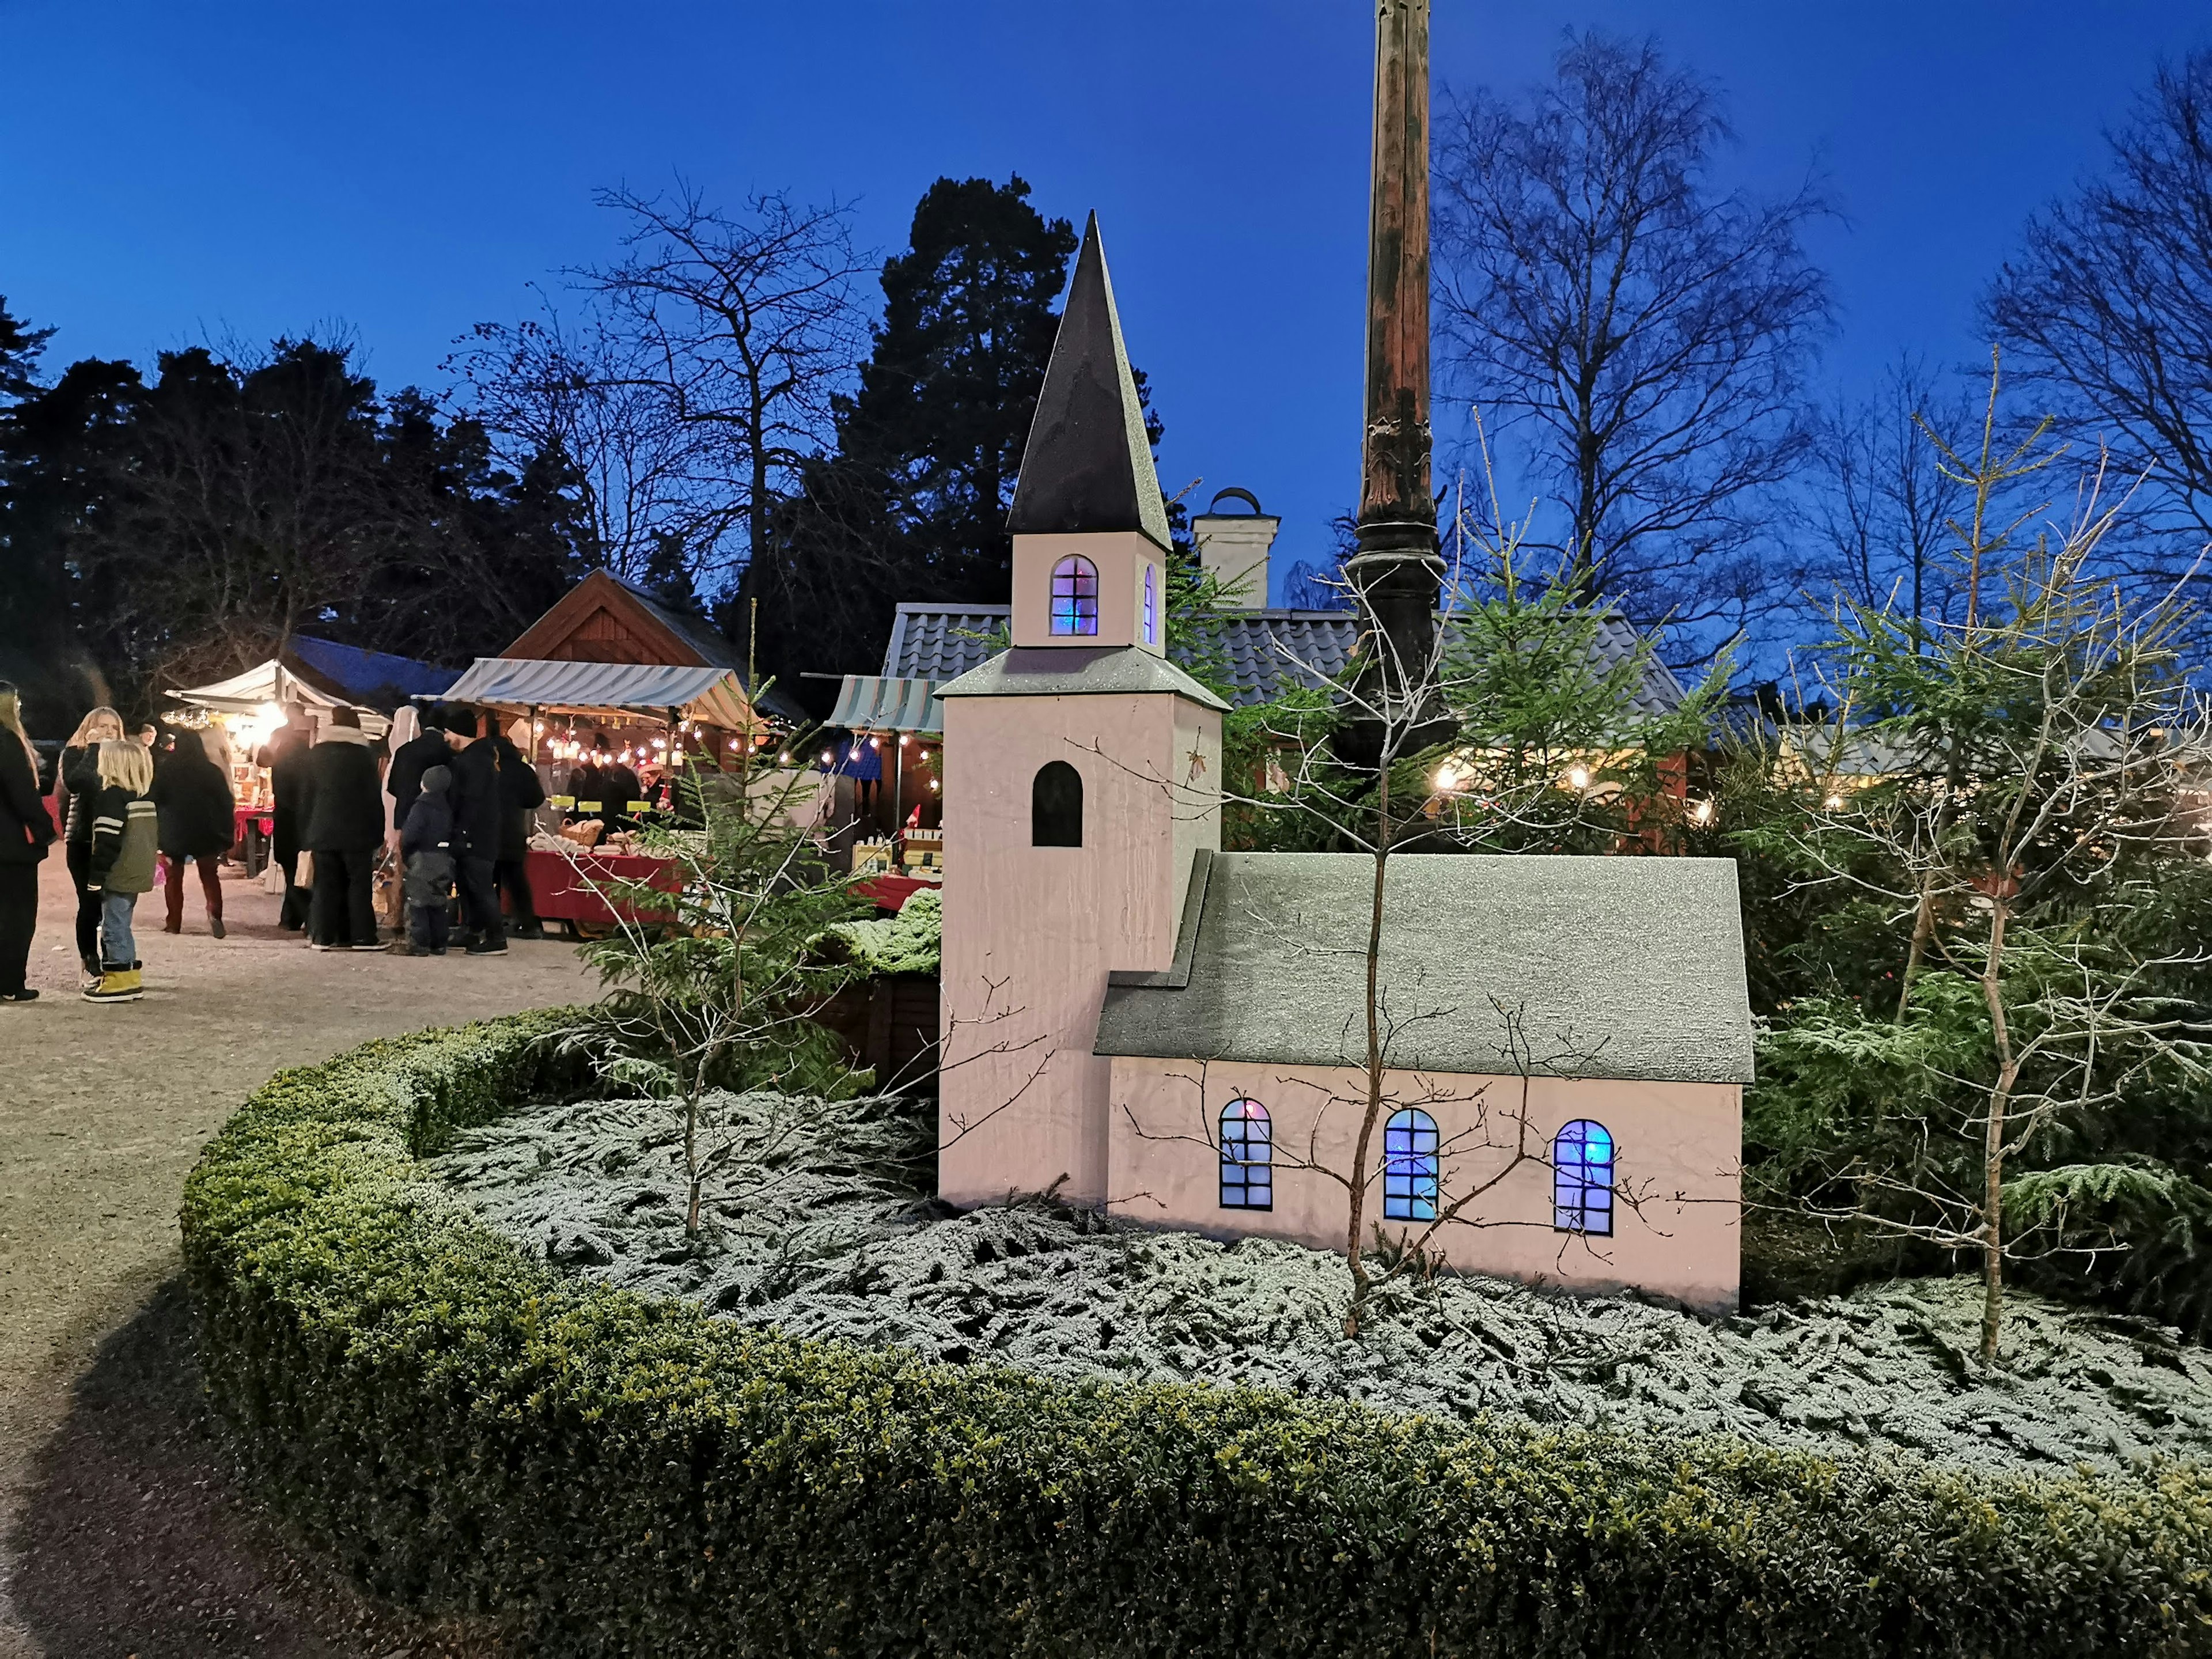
[
  {"xmin": 1005, "ymin": 213, "xmax": 1173, "ymax": 552},
  {"xmin": 937, "ymin": 645, "xmax": 1230, "ymax": 710},
  {"xmin": 881, "ymin": 603, "xmax": 1685, "ymax": 716},
  {"xmin": 1095, "ymin": 850, "xmax": 1755, "ymax": 1084}
]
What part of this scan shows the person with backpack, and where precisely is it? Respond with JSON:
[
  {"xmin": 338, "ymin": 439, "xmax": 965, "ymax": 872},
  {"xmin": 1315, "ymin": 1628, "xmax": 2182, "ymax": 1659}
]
[
  {"xmin": 0, "ymin": 680, "xmax": 55, "ymax": 1003},
  {"xmin": 154, "ymin": 725, "xmax": 237, "ymax": 936},
  {"xmin": 84, "ymin": 737, "xmax": 157, "ymax": 1003}
]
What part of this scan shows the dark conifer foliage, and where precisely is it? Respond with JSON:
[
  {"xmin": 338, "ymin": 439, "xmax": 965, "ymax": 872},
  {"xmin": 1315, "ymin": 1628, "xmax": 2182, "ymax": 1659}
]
[
  {"xmin": 734, "ymin": 176, "xmax": 1078, "ymax": 703},
  {"xmin": 0, "ymin": 316, "xmax": 592, "ymax": 729}
]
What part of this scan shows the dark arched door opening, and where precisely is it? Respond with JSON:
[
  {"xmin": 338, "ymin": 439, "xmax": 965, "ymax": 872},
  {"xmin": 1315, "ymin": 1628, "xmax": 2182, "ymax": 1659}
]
[{"xmin": 1031, "ymin": 760, "xmax": 1083, "ymax": 847}]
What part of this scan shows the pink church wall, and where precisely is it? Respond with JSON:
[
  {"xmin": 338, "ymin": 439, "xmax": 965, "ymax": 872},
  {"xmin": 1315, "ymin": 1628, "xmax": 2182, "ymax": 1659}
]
[
  {"xmin": 1009, "ymin": 531, "xmax": 1165, "ymax": 654},
  {"xmin": 1105, "ymin": 1057, "xmax": 1742, "ymax": 1312},
  {"xmin": 940, "ymin": 693, "xmax": 1221, "ymax": 1207}
]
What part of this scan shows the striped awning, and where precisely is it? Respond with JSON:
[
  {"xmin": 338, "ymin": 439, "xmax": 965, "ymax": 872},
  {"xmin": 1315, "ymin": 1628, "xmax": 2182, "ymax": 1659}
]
[{"xmin": 830, "ymin": 674, "xmax": 944, "ymax": 734}]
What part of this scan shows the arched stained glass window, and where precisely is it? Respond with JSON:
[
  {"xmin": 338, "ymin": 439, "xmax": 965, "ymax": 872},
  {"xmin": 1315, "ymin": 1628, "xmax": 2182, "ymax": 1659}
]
[
  {"xmin": 1219, "ymin": 1099, "xmax": 1271, "ymax": 1209},
  {"xmin": 1051, "ymin": 555, "xmax": 1100, "ymax": 636},
  {"xmin": 1552, "ymin": 1120, "xmax": 1614, "ymax": 1235},
  {"xmin": 1382, "ymin": 1108, "xmax": 1439, "ymax": 1221},
  {"xmin": 1031, "ymin": 760, "xmax": 1083, "ymax": 846},
  {"xmin": 1142, "ymin": 563, "xmax": 1158, "ymax": 645}
]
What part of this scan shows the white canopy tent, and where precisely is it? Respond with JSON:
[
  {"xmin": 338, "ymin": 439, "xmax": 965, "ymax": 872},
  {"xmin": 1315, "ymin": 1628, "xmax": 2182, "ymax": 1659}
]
[
  {"xmin": 441, "ymin": 658, "xmax": 759, "ymax": 731},
  {"xmin": 168, "ymin": 660, "xmax": 391, "ymax": 738}
]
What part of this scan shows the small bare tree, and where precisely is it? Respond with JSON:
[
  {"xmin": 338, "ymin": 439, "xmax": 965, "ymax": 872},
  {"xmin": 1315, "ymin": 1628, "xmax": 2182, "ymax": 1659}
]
[
  {"xmin": 570, "ymin": 726, "xmax": 869, "ymax": 1240},
  {"xmin": 1754, "ymin": 382, "xmax": 2212, "ymax": 1362}
]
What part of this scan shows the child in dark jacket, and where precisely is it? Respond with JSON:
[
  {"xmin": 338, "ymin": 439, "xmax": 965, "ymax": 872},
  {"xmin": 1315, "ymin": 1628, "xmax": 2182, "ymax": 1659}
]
[{"xmin": 400, "ymin": 764, "xmax": 456, "ymax": 955}]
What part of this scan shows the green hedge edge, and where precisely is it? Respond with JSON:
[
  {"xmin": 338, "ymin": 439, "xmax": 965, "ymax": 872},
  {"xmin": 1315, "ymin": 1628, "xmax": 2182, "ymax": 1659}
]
[{"xmin": 180, "ymin": 1011, "xmax": 2212, "ymax": 1658}]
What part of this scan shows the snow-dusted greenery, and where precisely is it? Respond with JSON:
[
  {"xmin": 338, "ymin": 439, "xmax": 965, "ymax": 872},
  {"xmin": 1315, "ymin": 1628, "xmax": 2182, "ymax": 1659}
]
[
  {"xmin": 820, "ymin": 886, "xmax": 941, "ymax": 975},
  {"xmin": 435, "ymin": 1088, "xmax": 2212, "ymax": 1478}
]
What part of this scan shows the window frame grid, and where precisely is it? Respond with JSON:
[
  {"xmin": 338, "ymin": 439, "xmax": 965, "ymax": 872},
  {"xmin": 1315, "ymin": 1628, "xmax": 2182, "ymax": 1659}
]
[
  {"xmin": 1218, "ymin": 1098, "xmax": 1272, "ymax": 1210},
  {"xmin": 1551, "ymin": 1119, "xmax": 1615, "ymax": 1236},
  {"xmin": 1050, "ymin": 555, "xmax": 1100, "ymax": 637},
  {"xmin": 1381, "ymin": 1108, "xmax": 1440, "ymax": 1222},
  {"xmin": 1141, "ymin": 562, "xmax": 1157, "ymax": 645}
]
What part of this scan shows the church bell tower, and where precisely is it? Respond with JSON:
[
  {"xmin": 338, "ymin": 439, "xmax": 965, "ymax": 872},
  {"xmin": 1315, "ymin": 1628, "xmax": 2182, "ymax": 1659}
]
[{"xmin": 935, "ymin": 215, "xmax": 1228, "ymax": 1210}]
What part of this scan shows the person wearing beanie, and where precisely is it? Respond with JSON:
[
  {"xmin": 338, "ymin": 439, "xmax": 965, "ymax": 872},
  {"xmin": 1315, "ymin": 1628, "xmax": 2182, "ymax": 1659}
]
[{"xmin": 400, "ymin": 762, "xmax": 457, "ymax": 955}]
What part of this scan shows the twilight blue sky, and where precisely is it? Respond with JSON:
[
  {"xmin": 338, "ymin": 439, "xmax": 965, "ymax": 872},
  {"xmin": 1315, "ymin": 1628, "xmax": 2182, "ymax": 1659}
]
[{"xmin": 2, "ymin": 1, "xmax": 2205, "ymax": 603}]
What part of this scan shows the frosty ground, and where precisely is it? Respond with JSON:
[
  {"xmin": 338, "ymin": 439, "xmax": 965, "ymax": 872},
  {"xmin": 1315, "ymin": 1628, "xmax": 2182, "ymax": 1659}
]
[{"xmin": 435, "ymin": 1088, "xmax": 2212, "ymax": 1478}]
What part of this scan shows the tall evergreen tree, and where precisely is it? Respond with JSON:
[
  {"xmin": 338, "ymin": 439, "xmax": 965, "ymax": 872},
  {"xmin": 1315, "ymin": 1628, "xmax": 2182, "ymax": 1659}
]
[{"xmin": 733, "ymin": 176, "xmax": 1077, "ymax": 700}]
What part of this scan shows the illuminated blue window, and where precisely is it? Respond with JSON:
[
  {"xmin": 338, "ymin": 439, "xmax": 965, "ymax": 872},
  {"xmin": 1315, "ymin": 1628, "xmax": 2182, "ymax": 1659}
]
[
  {"xmin": 1382, "ymin": 1108, "xmax": 1438, "ymax": 1221},
  {"xmin": 1552, "ymin": 1120, "xmax": 1614, "ymax": 1235},
  {"xmin": 1219, "ymin": 1099, "xmax": 1271, "ymax": 1209},
  {"xmin": 1051, "ymin": 555, "xmax": 1099, "ymax": 636},
  {"xmin": 1142, "ymin": 563, "xmax": 1158, "ymax": 645}
]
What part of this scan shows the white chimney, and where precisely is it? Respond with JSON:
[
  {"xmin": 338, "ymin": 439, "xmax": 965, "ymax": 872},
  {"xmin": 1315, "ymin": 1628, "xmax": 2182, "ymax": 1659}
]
[{"xmin": 1191, "ymin": 487, "xmax": 1279, "ymax": 609}]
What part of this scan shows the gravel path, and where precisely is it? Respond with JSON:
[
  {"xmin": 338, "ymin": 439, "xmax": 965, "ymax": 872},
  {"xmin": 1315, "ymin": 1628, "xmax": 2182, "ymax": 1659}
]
[{"xmin": 0, "ymin": 854, "xmax": 592, "ymax": 1659}]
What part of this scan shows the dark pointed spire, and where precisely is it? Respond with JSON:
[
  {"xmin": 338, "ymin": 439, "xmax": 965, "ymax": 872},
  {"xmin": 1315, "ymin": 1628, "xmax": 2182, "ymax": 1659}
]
[{"xmin": 1007, "ymin": 213, "xmax": 1171, "ymax": 551}]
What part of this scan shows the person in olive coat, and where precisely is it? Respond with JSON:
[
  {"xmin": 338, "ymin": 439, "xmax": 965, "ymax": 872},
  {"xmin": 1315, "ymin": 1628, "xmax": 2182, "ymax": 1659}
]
[
  {"xmin": 153, "ymin": 725, "xmax": 237, "ymax": 936},
  {"xmin": 0, "ymin": 680, "xmax": 56, "ymax": 1002},
  {"xmin": 297, "ymin": 706, "xmax": 388, "ymax": 950}
]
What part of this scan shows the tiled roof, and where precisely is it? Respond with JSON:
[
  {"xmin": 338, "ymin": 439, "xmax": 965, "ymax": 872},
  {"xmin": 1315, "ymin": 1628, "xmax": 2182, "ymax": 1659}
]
[
  {"xmin": 882, "ymin": 604, "xmax": 1013, "ymax": 681},
  {"xmin": 881, "ymin": 603, "xmax": 1685, "ymax": 715}
]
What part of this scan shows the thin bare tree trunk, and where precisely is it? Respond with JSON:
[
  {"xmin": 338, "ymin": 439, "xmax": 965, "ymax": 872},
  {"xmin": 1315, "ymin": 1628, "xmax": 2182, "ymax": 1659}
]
[
  {"xmin": 1344, "ymin": 771, "xmax": 1393, "ymax": 1336},
  {"xmin": 1978, "ymin": 899, "xmax": 2015, "ymax": 1363}
]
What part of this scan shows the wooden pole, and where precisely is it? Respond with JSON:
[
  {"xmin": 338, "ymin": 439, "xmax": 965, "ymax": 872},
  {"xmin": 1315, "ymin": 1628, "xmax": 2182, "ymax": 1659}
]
[{"xmin": 1340, "ymin": 0, "xmax": 1447, "ymax": 767}]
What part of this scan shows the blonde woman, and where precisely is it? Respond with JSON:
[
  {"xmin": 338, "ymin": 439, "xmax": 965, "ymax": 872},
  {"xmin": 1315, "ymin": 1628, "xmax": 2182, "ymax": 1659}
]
[
  {"xmin": 83, "ymin": 737, "xmax": 157, "ymax": 1002},
  {"xmin": 0, "ymin": 680, "xmax": 55, "ymax": 1002},
  {"xmin": 59, "ymin": 705, "xmax": 124, "ymax": 983}
]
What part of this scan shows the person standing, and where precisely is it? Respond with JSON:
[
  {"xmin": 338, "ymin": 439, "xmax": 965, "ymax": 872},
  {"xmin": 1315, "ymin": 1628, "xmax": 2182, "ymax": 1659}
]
[
  {"xmin": 154, "ymin": 725, "xmax": 236, "ymax": 937},
  {"xmin": 566, "ymin": 736, "xmax": 608, "ymax": 828},
  {"xmin": 0, "ymin": 681, "xmax": 55, "ymax": 1003},
  {"xmin": 83, "ymin": 737, "xmax": 157, "ymax": 1003},
  {"xmin": 299, "ymin": 706, "xmax": 388, "ymax": 950},
  {"xmin": 597, "ymin": 738, "xmax": 643, "ymax": 833},
  {"xmin": 400, "ymin": 763, "xmax": 457, "ymax": 955},
  {"xmin": 492, "ymin": 717, "xmax": 547, "ymax": 940},
  {"xmin": 58, "ymin": 706, "xmax": 124, "ymax": 985},
  {"xmin": 263, "ymin": 707, "xmax": 313, "ymax": 931},
  {"xmin": 445, "ymin": 706, "xmax": 507, "ymax": 955}
]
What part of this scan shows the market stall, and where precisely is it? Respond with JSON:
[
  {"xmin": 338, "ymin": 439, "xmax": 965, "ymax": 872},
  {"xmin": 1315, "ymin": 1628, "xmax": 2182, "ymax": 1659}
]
[
  {"xmin": 828, "ymin": 673, "xmax": 946, "ymax": 884},
  {"xmin": 440, "ymin": 656, "xmax": 788, "ymax": 935}
]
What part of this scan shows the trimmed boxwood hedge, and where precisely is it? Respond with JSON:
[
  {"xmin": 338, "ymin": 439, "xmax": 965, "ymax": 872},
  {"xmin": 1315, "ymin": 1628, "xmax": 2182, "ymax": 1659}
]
[{"xmin": 181, "ymin": 1012, "xmax": 2212, "ymax": 1658}]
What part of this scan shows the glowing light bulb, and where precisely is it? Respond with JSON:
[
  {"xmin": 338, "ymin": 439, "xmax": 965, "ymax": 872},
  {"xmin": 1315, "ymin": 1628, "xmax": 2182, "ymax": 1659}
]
[
  {"xmin": 929, "ymin": 779, "xmax": 940, "ymax": 791},
  {"xmin": 1824, "ymin": 793, "xmax": 1844, "ymax": 811},
  {"xmin": 1435, "ymin": 763, "xmax": 1457, "ymax": 791},
  {"xmin": 821, "ymin": 750, "xmax": 834, "ymax": 765},
  {"xmin": 869, "ymin": 736, "xmax": 881, "ymax": 749},
  {"xmin": 779, "ymin": 752, "xmax": 791, "ymax": 765},
  {"xmin": 1567, "ymin": 766, "xmax": 1590, "ymax": 791},
  {"xmin": 899, "ymin": 733, "xmax": 910, "ymax": 746}
]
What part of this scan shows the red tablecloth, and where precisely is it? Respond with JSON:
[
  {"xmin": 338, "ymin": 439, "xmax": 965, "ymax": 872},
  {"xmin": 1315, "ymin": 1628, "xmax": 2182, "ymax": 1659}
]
[
  {"xmin": 528, "ymin": 847, "xmax": 681, "ymax": 926},
  {"xmin": 854, "ymin": 873, "xmax": 940, "ymax": 912},
  {"xmin": 234, "ymin": 806, "xmax": 274, "ymax": 844}
]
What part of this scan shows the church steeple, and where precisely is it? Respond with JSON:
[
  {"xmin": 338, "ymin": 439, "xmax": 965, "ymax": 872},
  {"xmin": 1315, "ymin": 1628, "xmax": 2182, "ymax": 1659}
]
[{"xmin": 1007, "ymin": 213, "xmax": 1171, "ymax": 552}]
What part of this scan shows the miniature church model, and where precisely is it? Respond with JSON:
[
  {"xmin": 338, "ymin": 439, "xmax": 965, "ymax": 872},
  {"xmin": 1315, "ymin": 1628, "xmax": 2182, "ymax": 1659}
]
[{"xmin": 936, "ymin": 217, "xmax": 1756, "ymax": 1313}]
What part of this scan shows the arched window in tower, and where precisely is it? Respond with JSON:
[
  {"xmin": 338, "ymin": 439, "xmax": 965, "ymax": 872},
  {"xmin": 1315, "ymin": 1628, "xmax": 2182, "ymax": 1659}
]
[
  {"xmin": 1552, "ymin": 1120, "xmax": 1615, "ymax": 1235},
  {"xmin": 1219, "ymin": 1099, "xmax": 1271, "ymax": 1209},
  {"xmin": 1142, "ymin": 562, "xmax": 1158, "ymax": 645},
  {"xmin": 1050, "ymin": 555, "xmax": 1100, "ymax": 636},
  {"xmin": 1031, "ymin": 760, "xmax": 1084, "ymax": 846},
  {"xmin": 1382, "ymin": 1108, "xmax": 1439, "ymax": 1221}
]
